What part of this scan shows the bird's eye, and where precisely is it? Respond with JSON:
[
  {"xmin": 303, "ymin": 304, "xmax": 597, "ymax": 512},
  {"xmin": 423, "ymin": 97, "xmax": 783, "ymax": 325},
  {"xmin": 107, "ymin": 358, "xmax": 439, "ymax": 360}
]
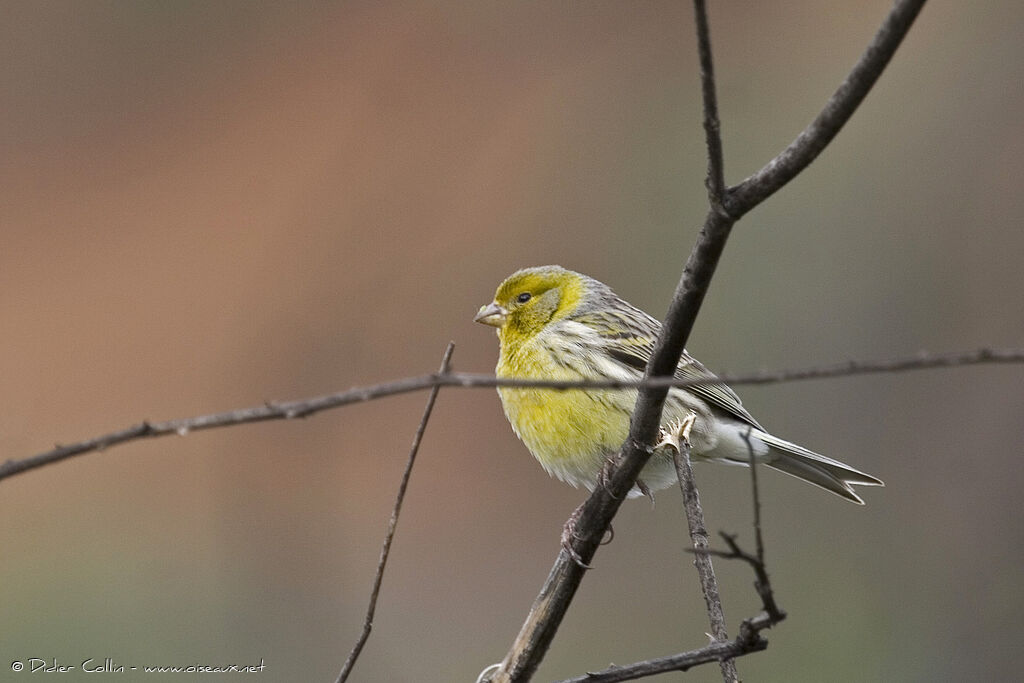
[{"xmin": 516, "ymin": 292, "xmax": 532, "ymax": 304}]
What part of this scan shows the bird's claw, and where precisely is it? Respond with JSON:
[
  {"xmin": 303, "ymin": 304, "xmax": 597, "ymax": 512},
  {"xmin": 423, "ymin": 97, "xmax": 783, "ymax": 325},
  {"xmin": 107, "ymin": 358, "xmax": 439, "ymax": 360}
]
[
  {"xmin": 636, "ymin": 477, "xmax": 655, "ymax": 505},
  {"xmin": 560, "ymin": 503, "xmax": 594, "ymax": 569}
]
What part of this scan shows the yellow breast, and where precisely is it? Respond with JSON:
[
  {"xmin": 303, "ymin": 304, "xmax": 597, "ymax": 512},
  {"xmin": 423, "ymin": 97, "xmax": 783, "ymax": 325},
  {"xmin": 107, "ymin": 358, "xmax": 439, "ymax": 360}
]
[{"xmin": 495, "ymin": 335, "xmax": 633, "ymax": 478}]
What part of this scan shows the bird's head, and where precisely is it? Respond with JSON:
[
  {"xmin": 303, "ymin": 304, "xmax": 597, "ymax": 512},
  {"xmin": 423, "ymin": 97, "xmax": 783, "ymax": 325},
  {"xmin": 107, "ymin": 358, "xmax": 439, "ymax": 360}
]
[{"xmin": 474, "ymin": 265, "xmax": 587, "ymax": 344}]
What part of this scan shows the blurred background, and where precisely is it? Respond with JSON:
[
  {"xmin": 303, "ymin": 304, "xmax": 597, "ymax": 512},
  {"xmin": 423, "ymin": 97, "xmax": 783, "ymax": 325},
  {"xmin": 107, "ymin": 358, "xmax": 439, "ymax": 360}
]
[{"xmin": 2, "ymin": 1, "xmax": 1022, "ymax": 681}]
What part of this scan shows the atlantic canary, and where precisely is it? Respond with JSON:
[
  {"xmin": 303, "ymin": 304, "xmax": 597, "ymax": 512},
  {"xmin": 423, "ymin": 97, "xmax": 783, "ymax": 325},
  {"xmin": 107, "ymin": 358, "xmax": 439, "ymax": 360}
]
[{"xmin": 475, "ymin": 265, "xmax": 883, "ymax": 503}]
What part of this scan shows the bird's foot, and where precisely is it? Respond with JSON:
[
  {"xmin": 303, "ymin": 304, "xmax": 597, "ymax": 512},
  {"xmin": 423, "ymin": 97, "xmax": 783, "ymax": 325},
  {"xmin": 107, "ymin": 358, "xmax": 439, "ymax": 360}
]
[
  {"xmin": 560, "ymin": 502, "xmax": 593, "ymax": 569},
  {"xmin": 559, "ymin": 503, "xmax": 614, "ymax": 568},
  {"xmin": 597, "ymin": 454, "xmax": 622, "ymax": 499},
  {"xmin": 655, "ymin": 413, "xmax": 697, "ymax": 454},
  {"xmin": 597, "ymin": 454, "xmax": 655, "ymax": 503}
]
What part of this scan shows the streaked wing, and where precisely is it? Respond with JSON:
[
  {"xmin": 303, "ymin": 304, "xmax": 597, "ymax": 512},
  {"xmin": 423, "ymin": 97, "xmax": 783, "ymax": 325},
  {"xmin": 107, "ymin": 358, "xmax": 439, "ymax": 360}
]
[
  {"xmin": 674, "ymin": 350, "xmax": 763, "ymax": 429},
  {"xmin": 575, "ymin": 306, "xmax": 763, "ymax": 429}
]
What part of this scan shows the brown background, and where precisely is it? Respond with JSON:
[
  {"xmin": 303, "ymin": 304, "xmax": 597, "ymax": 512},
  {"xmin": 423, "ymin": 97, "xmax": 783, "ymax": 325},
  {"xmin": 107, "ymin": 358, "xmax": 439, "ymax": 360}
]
[{"xmin": 3, "ymin": 2, "xmax": 1022, "ymax": 681}]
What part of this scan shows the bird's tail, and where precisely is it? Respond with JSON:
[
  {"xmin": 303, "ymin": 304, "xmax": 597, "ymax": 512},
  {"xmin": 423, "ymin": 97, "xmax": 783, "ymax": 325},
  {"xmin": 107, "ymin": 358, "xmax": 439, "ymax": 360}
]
[{"xmin": 757, "ymin": 432, "xmax": 884, "ymax": 504}]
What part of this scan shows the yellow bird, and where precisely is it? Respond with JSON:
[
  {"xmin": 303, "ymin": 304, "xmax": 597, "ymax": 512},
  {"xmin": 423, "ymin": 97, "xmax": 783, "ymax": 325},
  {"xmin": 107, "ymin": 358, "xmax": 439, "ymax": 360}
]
[{"xmin": 475, "ymin": 265, "xmax": 883, "ymax": 503}]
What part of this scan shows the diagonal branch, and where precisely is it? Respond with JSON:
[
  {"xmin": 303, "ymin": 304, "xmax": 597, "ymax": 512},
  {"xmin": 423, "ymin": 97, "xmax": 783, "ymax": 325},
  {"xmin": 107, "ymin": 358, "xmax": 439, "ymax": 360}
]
[
  {"xmin": 725, "ymin": 0, "xmax": 928, "ymax": 216},
  {"xmin": 335, "ymin": 342, "xmax": 454, "ymax": 683}
]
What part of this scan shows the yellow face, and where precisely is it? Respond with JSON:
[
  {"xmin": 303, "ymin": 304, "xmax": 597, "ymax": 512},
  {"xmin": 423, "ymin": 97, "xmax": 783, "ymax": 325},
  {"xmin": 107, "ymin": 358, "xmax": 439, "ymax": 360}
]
[{"xmin": 474, "ymin": 267, "xmax": 584, "ymax": 343}]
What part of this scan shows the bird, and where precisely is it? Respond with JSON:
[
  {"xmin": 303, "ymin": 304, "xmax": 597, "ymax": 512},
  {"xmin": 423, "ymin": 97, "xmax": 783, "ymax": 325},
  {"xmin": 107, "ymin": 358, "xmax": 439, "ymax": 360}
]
[{"xmin": 475, "ymin": 265, "xmax": 883, "ymax": 505}]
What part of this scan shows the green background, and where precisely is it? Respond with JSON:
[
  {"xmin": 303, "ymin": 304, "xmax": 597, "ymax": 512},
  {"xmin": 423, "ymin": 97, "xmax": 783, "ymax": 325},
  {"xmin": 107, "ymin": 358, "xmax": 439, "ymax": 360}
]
[{"xmin": 3, "ymin": 2, "xmax": 1022, "ymax": 681}]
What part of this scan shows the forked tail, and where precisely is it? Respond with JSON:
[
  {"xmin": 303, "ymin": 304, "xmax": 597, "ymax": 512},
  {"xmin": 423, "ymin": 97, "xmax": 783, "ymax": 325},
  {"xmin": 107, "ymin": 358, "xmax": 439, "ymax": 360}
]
[{"xmin": 758, "ymin": 432, "xmax": 884, "ymax": 504}]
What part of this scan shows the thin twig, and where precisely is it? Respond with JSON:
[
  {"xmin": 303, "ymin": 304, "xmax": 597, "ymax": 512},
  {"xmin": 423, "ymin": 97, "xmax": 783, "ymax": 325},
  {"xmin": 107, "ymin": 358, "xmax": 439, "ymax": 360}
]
[
  {"xmin": 671, "ymin": 428, "xmax": 737, "ymax": 683},
  {"xmin": 334, "ymin": 342, "xmax": 454, "ymax": 683},
  {"xmin": 2, "ymin": 347, "xmax": 1016, "ymax": 485},
  {"xmin": 739, "ymin": 428, "xmax": 764, "ymax": 569},
  {"xmin": 688, "ymin": 433, "xmax": 785, "ymax": 622},
  {"xmin": 736, "ymin": 429, "xmax": 783, "ymax": 621}
]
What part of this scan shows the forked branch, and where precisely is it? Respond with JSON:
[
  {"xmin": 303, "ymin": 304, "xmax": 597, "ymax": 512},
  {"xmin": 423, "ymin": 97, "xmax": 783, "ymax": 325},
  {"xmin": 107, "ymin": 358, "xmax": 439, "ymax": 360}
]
[{"xmin": 484, "ymin": 1, "xmax": 927, "ymax": 680}]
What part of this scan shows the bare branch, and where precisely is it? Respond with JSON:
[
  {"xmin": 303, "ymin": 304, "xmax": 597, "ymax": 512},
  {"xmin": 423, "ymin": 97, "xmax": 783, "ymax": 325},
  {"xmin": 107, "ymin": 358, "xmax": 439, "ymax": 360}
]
[
  {"xmin": 691, "ymin": 430, "xmax": 785, "ymax": 624},
  {"xmin": 671, "ymin": 426, "xmax": 737, "ymax": 682},
  {"xmin": 559, "ymin": 578, "xmax": 783, "ymax": 683},
  {"xmin": 725, "ymin": 0, "xmax": 928, "ymax": 216},
  {"xmin": 695, "ymin": 0, "xmax": 726, "ymax": 209},
  {"xmin": 552, "ymin": 637, "xmax": 767, "ymax": 683},
  {"xmin": 738, "ymin": 429, "xmax": 782, "ymax": 621},
  {"xmin": 551, "ymin": 553, "xmax": 783, "ymax": 683},
  {"xmin": 2, "ymin": 347, "xmax": 1017, "ymax": 485},
  {"xmin": 743, "ymin": 429, "xmax": 765, "ymax": 568},
  {"xmin": 335, "ymin": 342, "xmax": 454, "ymax": 683}
]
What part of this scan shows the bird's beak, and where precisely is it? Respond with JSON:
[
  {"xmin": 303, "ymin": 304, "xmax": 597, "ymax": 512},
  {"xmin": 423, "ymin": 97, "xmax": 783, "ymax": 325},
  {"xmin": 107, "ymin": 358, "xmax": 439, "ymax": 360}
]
[{"xmin": 474, "ymin": 302, "xmax": 507, "ymax": 327}]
